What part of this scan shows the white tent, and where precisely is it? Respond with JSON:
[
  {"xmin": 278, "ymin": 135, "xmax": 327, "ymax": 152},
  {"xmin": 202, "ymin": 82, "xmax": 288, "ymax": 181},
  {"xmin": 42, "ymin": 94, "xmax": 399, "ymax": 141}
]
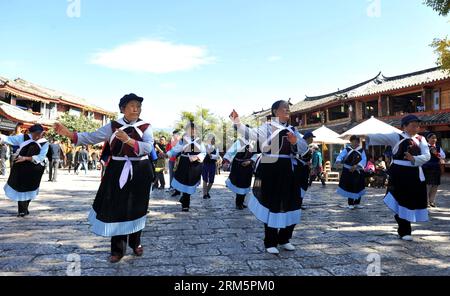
[
  {"xmin": 339, "ymin": 116, "xmax": 402, "ymax": 139},
  {"xmin": 311, "ymin": 125, "xmax": 349, "ymax": 144}
]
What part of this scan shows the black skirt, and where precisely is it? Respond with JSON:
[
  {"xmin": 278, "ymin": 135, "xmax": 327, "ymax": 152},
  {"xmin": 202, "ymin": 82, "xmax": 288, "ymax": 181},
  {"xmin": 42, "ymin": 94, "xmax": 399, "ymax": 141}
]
[
  {"xmin": 249, "ymin": 156, "xmax": 302, "ymax": 228},
  {"xmin": 4, "ymin": 161, "xmax": 45, "ymax": 201},
  {"xmin": 296, "ymin": 162, "xmax": 310, "ymax": 199},
  {"xmin": 226, "ymin": 159, "xmax": 254, "ymax": 195},
  {"xmin": 89, "ymin": 158, "xmax": 154, "ymax": 237},
  {"xmin": 384, "ymin": 164, "xmax": 428, "ymax": 222},
  {"xmin": 337, "ymin": 167, "xmax": 366, "ymax": 200},
  {"xmin": 423, "ymin": 166, "xmax": 441, "ymax": 186},
  {"xmin": 172, "ymin": 156, "xmax": 203, "ymax": 194}
]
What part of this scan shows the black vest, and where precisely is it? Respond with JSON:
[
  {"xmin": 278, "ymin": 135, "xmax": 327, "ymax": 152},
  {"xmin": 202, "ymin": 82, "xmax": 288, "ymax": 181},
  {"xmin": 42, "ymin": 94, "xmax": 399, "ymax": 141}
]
[{"xmin": 393, "ymin": 135, "xmax": 422, "ymax": 160}]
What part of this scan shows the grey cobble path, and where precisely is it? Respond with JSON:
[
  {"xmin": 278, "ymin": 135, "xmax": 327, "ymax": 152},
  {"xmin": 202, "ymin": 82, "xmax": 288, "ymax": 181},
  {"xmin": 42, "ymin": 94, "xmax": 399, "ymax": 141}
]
[{"xmin": 1, "ymin": 171, "xmax": 449, "ymax": 276}]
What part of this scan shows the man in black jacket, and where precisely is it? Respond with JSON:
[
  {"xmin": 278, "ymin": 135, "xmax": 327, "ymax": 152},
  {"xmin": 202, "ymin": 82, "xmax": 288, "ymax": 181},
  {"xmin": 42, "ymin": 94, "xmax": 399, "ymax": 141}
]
[
  {"xmin": 78, "ymin": 145, "xmax": 89, "ymax": 175},
  {"xmin": 0, "ymin": 143, "xmax": 8, "ymax": 176},
  {"xmin": 48, "ymin": 139, "xmax": 65, "ymax": 182}
]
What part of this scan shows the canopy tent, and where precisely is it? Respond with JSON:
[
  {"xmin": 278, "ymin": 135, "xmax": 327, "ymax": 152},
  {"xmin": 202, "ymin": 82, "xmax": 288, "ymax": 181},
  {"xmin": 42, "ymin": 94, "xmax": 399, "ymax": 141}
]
[
  {"xmin": 311, "ymin": 125, "xmax": 349, "ymax": 144},
  {"xmin": 339, "ymin": 116, "xmax": 402, "ymax": 139},
  {"xmin": 307, "ymin": 126, "xmax": 348, "ymax": 169}
]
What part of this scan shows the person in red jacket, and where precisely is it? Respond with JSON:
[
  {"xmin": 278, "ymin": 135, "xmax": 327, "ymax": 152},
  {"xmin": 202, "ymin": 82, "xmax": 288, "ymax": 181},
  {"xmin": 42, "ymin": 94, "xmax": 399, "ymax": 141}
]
[{"xmin": 166, "ymin": 130, "xmax": 181, "ymax": 194}]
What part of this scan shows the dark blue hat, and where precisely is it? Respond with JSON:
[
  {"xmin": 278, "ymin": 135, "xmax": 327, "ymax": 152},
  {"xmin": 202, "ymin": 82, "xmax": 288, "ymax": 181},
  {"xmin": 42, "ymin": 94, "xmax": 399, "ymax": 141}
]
[
  {"xmin": 401, "ymin": 114, "xmax": 421, "ymax": 127},
  {"xmin": 349, "ymin": 135, "xmax": 360, "ymax": 142},
  {"xmin": 119, "ymin": 93, "xmax": 144, "ymax": 110},
  {"xmin": 303, "ymin": 132, "xmax": 316, "ymax": 139},
  {"xmin": 29, "ymin": 124, "xmax": 44, "ymax": 133}
]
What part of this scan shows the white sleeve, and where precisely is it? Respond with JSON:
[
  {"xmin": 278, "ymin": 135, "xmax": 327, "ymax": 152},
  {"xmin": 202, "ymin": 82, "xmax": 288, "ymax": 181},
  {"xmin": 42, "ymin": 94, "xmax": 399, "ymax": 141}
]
[
  {"xmin": 293, "ymin": 131, "xmax": 308, "ymax": 156},
  {"xmin": 77, "ymin": 123, "xmax": 113, "ymax": 146},
  {"xmin": 0, "ymin": 134, "xmax": 25, "ymax": 146},
  {"xmin": 358, "ymin": 150, "xmax": 367, "ymax": 169},
  {"xmin": 439, "ymin": 148, "xmax": 446, "ymax": 159},
  {"xmin": 413, "ymin": 137, "xmax": 431, "ymax": 167},
  {"xmin": 224, "ymin": 141, "xmax": 240, "ymax": 162},
  {"xmin": 251, "ymin": 153, "xmax": 261, "ymax": 163},
  {"xmin": 31, "ymin": 142, "xmax": 49, "ymax": 165},
  {"xmin": 235, "ymin": 123, "xmax": 269, "ymax": 143},
  {"xmin": 167, "ymin": 141, "xmax": 184, "ymax": 158},
  {"xmin": 136, "ymin": 126, "xmax": 154, "ymax": 156},
  {"xmin": 211, "ymin": 147, "xmax": 220, "ymax": 160},
  {"xmin": 196, "ymin": 143, "xmax": 207, "ymax": 163},
  {"xmin": 335, "ymin": 149, "xmax": 348, "ymax": 163}
]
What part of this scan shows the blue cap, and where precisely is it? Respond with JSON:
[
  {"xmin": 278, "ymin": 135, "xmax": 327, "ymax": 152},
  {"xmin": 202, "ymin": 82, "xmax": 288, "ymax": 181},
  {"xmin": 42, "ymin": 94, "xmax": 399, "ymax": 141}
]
[
  {"xmin": 401, "ymin": 114, "xmax": 421, "ymax": 127},
  {"xmin": 303, "ymin": 132, "xmax": 316, "ymax": 139},
  {"xmin": 29, "ymin": 124, "xmax": 44, "ymax": 133}
]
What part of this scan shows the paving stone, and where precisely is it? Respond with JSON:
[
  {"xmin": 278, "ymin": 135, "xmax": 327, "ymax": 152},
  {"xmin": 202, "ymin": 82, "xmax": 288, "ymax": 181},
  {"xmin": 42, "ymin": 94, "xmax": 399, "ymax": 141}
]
[{"xmin": 0, "ymin": 171, "xmax": 449, "ymax": 275}]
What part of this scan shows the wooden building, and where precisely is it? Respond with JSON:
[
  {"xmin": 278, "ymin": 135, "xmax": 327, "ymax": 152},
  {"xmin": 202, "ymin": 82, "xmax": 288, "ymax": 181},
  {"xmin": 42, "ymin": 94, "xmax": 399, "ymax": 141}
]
[
  {"xmin": 251, "ymin": 66, "xmax": 450, "ymax": 166},
  {"xmin": 0, "ymin": 76, "xmax": 115, "ymax": 134}
]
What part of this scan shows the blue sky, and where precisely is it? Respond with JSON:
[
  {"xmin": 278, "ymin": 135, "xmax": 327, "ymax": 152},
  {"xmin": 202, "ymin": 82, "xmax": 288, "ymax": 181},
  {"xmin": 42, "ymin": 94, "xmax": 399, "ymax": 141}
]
[{"xmin": 0, "ymin": 0, "xmax": 449, "ymax": 129}]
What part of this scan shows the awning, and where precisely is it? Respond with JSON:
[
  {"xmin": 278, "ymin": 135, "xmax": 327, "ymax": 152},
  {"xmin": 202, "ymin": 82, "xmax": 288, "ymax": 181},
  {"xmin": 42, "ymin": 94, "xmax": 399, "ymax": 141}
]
[
  {"xmin": 311, "ymin": 125, "xmax": 349, "ymax": 144},
  {"xmin": 339, "ymin": 116, "xmax": 402, "ymax": 139}
]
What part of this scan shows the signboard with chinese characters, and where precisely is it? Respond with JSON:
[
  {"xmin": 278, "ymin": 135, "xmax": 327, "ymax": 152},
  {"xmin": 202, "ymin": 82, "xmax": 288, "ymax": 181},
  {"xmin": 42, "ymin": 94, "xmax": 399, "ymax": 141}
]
[{"xmin": 0, "ymin": 116, "xmax": 18, "ymax": 132}]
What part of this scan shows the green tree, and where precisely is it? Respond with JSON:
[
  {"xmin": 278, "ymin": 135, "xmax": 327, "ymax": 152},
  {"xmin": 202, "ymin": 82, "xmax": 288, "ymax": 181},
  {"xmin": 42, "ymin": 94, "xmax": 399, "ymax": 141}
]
[
  {"xmin": 47, "ymin": 113, "xmax": 102, "ymax": 143},
  {"xmin": 424, "ymin": 0, "xmax": 450, "ymax": 15},
  {"xmin": 153, "ymin": 129, "xmax": 171, "ymax": 141},
  {"xmin": 425, "ymin": 0, "xmax": 450, "ymax": 72},
  {"xmin": 174, "ymin": 107, "xmax": 218, "ymax": 141},
  {"xmin": 431, "ymin": 38, "xmax": 450, "ymax": 72}
]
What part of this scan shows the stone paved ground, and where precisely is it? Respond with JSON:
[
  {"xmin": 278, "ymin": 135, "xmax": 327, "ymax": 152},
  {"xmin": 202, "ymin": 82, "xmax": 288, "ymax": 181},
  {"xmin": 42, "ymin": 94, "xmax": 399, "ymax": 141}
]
[{"xmin": 0, "ymin": 170, "xmax": 449, "ymax": 276}]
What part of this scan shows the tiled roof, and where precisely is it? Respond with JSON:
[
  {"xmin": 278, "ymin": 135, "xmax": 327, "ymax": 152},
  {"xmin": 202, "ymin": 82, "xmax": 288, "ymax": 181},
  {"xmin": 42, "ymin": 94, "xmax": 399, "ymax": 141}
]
[
  {"xmin": 13, "ymin": 78, "xmax": 115, "ymax": 115},
  {"xmin": 0, "ymin": 76, "xmax": 115, "ymax": 116},
  {"xmin": 352, "ymin": 67, "xmax": 450, "ymax": 97},
  {"xmin": 291, "ymin": 67, "xmax": 450, "ymax": 114},
  {"xmin": 0, "ymin": 101, "xmax": 55, "ymax": 126},
  {"xmin": 298, "ymin": 120, "xmax": 358, "ymax": 135},
  {"xmin": 0, "ymin": 76, "xmax": 55, "ymax": 104},
  {"xmin": 382, "ymin": 111, "xmax": 450, "ymax": 127},
  {"xmin": 251, "ymin": 108, "xmax": 271, "ymax": 117}
]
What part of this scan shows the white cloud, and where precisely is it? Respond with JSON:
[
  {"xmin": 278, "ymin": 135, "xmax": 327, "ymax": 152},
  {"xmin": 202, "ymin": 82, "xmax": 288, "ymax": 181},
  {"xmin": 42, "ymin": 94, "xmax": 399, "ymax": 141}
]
[
  {"xmin": 90, "ymin": 39, "xmax": 215, "ymax": 74},
  {"xmin": 0, "ymin": 60, "xmax": 24, "ymax": 69},
  {"xmin": 267, "ymin": 56, "xmax": 282, "ymax": 62},
  {"xmin": 160, "ymin": 82, "xmax": 177, "ymax": 89}
]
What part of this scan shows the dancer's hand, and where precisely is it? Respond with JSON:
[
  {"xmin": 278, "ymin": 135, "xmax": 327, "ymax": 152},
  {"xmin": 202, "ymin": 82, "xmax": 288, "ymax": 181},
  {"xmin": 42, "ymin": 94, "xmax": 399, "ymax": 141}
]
[
  {"xmin": 15, "ymin": 155, "xmax": 31, "ymax": 163},
  {"xmin": 287, "ymin": 132, "xmax": 297, "ymax": 145},
  {"xmin": 222, "ymin": 159, "xmax": 230, "ymax": 170},
  {"xmin": 115, "ymin": 130, "xmax": 130, "ymax": 143},
  {"xmin": 229, "ymin": 109, "xmax": 240, "ymax": 124},
  {"xmin": 404, "ymin": 152, "xmax": 415, "ymax": 163},
  {"xmin": 53, "ymin": 122, "xmax": 73, "ymax": 138}
]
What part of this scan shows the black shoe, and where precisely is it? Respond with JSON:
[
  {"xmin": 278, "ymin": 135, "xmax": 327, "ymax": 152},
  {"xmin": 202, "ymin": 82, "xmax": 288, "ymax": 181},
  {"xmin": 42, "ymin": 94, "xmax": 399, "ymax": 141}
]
[
  {"xmin": 203, "ymin": 195, "xmax": 208, "ymax": 200},
  {"xmin": 301, "ymin": 206, "xmax": 307, "ymax": 210},
  {"xmin": 109, "ymin": 255, "xmax": 124, "ymax": 263},
  {"xmin": 133, "ymin": 245, "xmax": 144, "ymax": 256},
  {"xmin": 236, "ymin": 204, "xmax": 244, "ymax": 210},
  {"xmin": 207, "ymin": 193, "xmax": 211, "ymax": 199},
  {"xmin": 17, "ymin": 212, "xmax": 26, "ymax": 217},
  {"xmin": 430, "ymin": 203, "xmax": 436, "ymax": 208},
  {"xmin": 171, "ymin": 191, "xmax": 181, "ymax": 197},
  {"xmin": 182, "ymin": 207, "xmax": 189, "ymax": 212}
]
